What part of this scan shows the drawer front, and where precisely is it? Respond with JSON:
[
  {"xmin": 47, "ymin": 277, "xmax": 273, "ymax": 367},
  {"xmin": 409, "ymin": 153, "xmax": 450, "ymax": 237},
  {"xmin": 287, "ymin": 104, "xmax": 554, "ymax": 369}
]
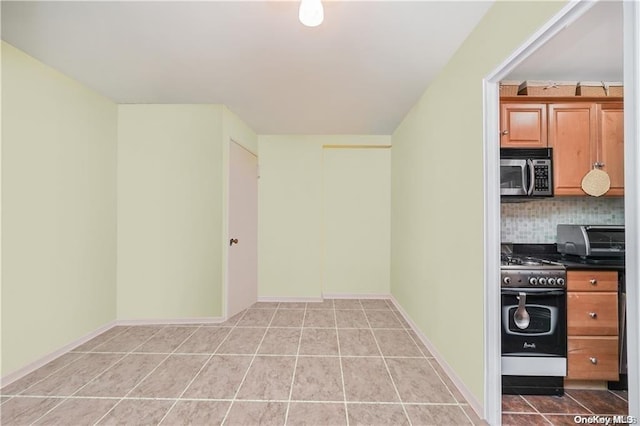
[
  {"xmin": 567, "ymin": 270, "xmax": 618, "ymax": 292},
  {"xmin": 567, "ymin": 292, "xmax": 618, "ymax": 335},
  {"xmin": 567, "ymin": 336, "xmax": 619, "ymax": 380}
]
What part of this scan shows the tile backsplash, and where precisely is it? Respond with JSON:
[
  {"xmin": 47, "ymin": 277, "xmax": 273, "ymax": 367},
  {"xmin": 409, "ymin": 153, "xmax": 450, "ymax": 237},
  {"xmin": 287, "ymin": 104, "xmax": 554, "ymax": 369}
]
[{"xmin": 501, "ymin": 197, "xmax": 625, "ymax": 243}]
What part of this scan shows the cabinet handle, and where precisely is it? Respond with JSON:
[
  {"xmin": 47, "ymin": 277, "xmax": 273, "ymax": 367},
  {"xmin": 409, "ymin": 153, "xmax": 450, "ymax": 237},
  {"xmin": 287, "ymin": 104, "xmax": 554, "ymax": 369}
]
[
  {"xmin": 589, "ymin": 279, "xmax": 598, "ymax": 285},
  {"xmin": 593, "ymin": 162, "xmax": 605, "ymax": 169},
  {"xmin": 589, "ymin": 312, "xmax": 598, "ymax": 319},
  {"xmin": 589, "ymin": 357, "xmax": 598, "ymax": 365},
  {"xmin": 501, "ymin": 130, "xmax": 509, "ymax": 136}
]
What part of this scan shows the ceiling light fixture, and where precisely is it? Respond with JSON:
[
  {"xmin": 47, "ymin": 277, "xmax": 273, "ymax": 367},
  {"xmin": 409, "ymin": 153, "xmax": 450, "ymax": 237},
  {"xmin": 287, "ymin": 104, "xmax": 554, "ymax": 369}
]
[{"xmin": 299, "ymin": 0, "xmax": 324, "ymax": 27}]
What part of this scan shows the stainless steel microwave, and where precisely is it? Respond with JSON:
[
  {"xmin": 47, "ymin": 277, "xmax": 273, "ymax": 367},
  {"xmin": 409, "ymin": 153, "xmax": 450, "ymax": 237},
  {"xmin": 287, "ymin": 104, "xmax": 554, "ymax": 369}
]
[{"xmin": 500, "ymin": 148, "xmax": 553, "ymax": 197}]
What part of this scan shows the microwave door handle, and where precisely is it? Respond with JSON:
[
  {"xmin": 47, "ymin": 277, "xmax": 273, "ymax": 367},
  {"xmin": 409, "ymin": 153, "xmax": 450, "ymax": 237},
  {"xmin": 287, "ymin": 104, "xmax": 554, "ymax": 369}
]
[{"xmin": 526, "ymin": 159, "xmax": 535, "ymax": 195}]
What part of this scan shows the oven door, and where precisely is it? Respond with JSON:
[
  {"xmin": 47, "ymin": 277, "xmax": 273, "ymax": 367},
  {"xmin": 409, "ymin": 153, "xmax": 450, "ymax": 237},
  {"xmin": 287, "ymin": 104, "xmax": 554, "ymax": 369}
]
[
  {"xmin": 500, "ymin": 159, "xmax": 530, "ymax": 196},
  {"xmin": 501, "ymin": 288, "xmax": 566, "ymax": 357}
]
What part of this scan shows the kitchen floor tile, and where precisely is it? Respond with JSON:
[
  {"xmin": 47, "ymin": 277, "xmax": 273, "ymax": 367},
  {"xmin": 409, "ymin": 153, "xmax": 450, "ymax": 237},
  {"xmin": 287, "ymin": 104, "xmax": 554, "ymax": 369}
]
[
  {"xmin": 1, "ymin": 353, "xmax": 85, "ymax": 395},
  {"xmin": 335, "ymin": 310, "xmax": 369, "ymax": 328},
  {"xmin": 175, "ymin": 326, "xmax": 232, "ymax": 354},
  {"xmin": 303, "ymin": 309, "xmax": 336, "ymax": 327},
  {"xmin": 291, "ymin": 357, "xmax": 344, "ymax": 401},
  {"xmin": 76, "ymin": 353, "xmax": 166, "ymax": 397},
  {"xmin": 523, "ymin": 394, "xmax": 591, "ymax": 414},
  {"xmin": 277, "ymin": 302, "xmax": 308, "ymax": 309},
  {"xmin": 346, "ymin": 403, "xmax": 409, "ymax": 426},
  {"xmin": 299, "ymin": 328, "xmax": 339, "ymax": 355},
  {"xmin": 338, "ymin": 329, "xmax": 380, "ymax": 356},
  {"xmin": 408, "ymin": 330, "xmax": 433, "ymax": 357},
  {"xmin": 258, "ymin": 328, "xmax": 301, "ymax": 355},
  {"xmin": 22, "ymin": 353, "xmax": 123, "ymax": 396},
  {"xmin": 502, "ymin": 413, "xmax": 552, "ymax": 425},
  {"xmin": 386, "ymin": 357, "xmax": 455, "ymax": 403},
  {"xmin": 236, "ymin": 356, "xmax": 295, "ymax": 400},
  {"xmin": 404, "ymin": 404, "xmax": 472, "ymax": 425},
  {"xmin": 182, "ymin": 355, "xmax": 252, "ymax": 399},
  {"xmin": 34, "ymin": 397, "xmax": 118, "ymax": 425},
  {"xmin": 251, "ymin": 301, "xmax": 280, "ymax": 309},
  {"xmin": 373, "ymin": 329, "xmax": 423, "ymax": 357},
  {"xmin": 133, "ymin": 326, "xmax": 197, "ymax": 353},
  {"xmin": 159, "ymin": 400, "xmax": 230, "ymax": 425},
  {"xmin": 0, "ymin": 397, "xmax": 62, "ymax": 425},
  {"xmin": 128, "ymin": 354, "xmax": 207, "ymax": 398},
  {"xmin": 96, "ymin": 399, "xmax": 174, "ymax": 425},
  {"xmin": 286, "ymin": 402, "xmax": 347, "ymax": 425},
  {"xmin": 543, "ymin": 414, "xmax": 589, "ymax": 425},
  {"xmin": 216, "ymin": 327, "xmax": 266, "ymax": 354},
  {"xmin": 270, "ymin": 309, "xmax": 305, "ymax": 327},
  {"xmin": 342, "ymin": 357, "xmax": 399, "ymax": 402},
  {"xmin": 224, "ymin": 401, "xmax": 287, "ymax": 426},
  {"xmin": 611, "ymin": 390, "xmax": 628, "ymax": 401},
  {"xmin": 566, "ymin": 389, "xmax": 628, "ymax": 414},
  {"xmin": 502, "ymin": 395, "xmax": 536, "ymax": 413}
]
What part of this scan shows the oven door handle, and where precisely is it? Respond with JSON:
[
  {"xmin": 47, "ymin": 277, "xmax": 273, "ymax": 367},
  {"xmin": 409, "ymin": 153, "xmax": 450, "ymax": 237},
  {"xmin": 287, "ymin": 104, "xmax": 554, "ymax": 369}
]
[{"xmin": 502, "ymin": 288, "xmax": 564, "ymax": 296}]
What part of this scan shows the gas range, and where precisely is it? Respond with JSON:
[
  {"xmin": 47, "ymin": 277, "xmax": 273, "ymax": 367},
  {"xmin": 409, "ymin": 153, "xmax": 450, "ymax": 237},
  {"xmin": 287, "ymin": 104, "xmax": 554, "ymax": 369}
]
[{"xmin": 501, "ymin": 254, "xmax": 566, "ymax": 288}]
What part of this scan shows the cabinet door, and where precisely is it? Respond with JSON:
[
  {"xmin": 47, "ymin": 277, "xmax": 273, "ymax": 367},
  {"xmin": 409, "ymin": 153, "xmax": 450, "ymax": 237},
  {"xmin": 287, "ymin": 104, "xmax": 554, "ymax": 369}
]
[
  {"xmin": 597, "ymin": 103, "xmax": 624, "ymax": 196},
  {"xmin": 500, "ymin": 103, "xmax": 547, "ymax": 147},
  {"xmin": 548, "ymin": 103, "xmax": 597, "ymax": 195}
]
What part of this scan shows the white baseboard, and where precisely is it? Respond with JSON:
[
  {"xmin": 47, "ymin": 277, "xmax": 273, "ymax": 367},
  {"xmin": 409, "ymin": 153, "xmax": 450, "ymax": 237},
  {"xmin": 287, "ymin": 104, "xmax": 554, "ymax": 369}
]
[
  {"xmin": 321, "ymin": 293, "xmax": 391, "ymax": 299},
  {"xmin": 389, "ymin": 296, "xmax": 484, "ymax": 421},
  {"xmin": 116, "ymin": 317, "xmax": 224, "ymax": 326},
  {"xmin": 257, "ymin": 296, "xmax": 323, "ymax": 303},
  {"xmin": 0, "ymin": 320, "xmax": 117, "ymax": 388}
]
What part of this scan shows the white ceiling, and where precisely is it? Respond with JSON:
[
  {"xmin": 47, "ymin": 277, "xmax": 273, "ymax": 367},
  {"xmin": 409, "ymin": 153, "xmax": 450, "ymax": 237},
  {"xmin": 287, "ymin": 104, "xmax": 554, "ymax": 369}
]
[
  {"xmin": 1, "ymin": 1, "xmax": 624, "ymax": 135},
  {"xmin": 506, "ymin": 0, "xmax": 623, "ymax": 83},
  {"xmin": 1, "ymin": 0, "xmax": 493, "ymax": 135}
]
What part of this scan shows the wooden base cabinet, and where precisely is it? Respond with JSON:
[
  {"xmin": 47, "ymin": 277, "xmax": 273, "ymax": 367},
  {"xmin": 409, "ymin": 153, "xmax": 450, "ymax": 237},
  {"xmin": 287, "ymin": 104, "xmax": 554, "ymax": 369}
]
[{"xmin": 566, "ymin": 270, "xmax": 619, "ymax": 381}]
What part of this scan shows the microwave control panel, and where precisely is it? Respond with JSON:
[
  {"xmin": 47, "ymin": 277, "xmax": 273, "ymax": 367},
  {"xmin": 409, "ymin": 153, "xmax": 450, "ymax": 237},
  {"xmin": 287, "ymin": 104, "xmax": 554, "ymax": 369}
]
[{"xmin": 532, "ymin": 159, "xmax": 552, "ymax": 194}]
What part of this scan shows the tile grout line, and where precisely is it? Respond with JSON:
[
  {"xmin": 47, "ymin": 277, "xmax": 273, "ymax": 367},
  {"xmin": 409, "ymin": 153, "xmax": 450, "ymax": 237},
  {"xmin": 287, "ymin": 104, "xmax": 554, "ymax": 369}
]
[
  {"xmin": 28, "ymin": 326, "xmax": 166, "ymax": 426},
  {"xmin": 362, "ymin": 301, "xmax": 413, "ymax": 426},
  {"xmin": 90, "ymin": 325, "xmax": 206, "ymax": 426},
  {"xmin": 155, "ymin": 320, "xmax": 239, "ymax": 425},
  {"xmin": 563, "ymin": 391, "xmax": 597, "ymax": 415},
  {"xmin": 608, "ymin": 389, "xmax": 629, "ymax": 403},
  {"xmin": 333, "ymin": 303, "xmax": 350, "ymax": 426},
  {"xmin": 425, "ymin": 358, "xmax": 474, "ymax": 425},
  {"xmin": 219, "ymin": 305, "xmax": 278, "ymax": 426},
  {"xmin": 282, "ymin": 302, "xmax": 307, "ymax": 425}
]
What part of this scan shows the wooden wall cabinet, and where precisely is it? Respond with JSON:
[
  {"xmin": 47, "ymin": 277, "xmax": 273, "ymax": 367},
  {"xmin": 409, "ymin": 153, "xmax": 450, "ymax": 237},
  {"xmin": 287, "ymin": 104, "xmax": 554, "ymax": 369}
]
[
  {"xmin": 500, "ymin": 103, "xmax": 547, "ymax": 148},
  {"xmin": 566, "ymin": 270, "xmax": 619, "ymax": 381},
  {"xmin": 500, "ymin": 97, "xmax": 624, "ymax": 196}
]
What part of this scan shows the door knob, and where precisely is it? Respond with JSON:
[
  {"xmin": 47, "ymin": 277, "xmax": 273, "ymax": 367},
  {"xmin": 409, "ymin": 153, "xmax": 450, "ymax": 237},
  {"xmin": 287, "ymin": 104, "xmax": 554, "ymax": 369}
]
[{"xmin": 230, "ymin": 238, "xmax": 238, "ymax": 246}]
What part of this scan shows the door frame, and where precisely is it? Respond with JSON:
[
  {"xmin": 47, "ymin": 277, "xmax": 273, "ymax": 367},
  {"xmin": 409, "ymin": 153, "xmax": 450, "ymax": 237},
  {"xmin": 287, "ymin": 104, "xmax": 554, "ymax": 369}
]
[{"xmin": 482, "ymin": 1, "xmax": 639, "ymax": 423}]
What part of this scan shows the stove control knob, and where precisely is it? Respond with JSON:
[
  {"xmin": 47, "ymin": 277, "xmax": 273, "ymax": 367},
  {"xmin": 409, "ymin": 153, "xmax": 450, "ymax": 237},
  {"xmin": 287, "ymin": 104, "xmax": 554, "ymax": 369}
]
[
  {"xmin": 503, "ymin": 276, "xmax": 511, "ymax": 285},
  {"xmin": 557, "ymin": 277, "xmax": 565, "ymax": 286},
  {"xmin": 548, "ymin": 278, "xmax": 556, "ymax": 286},
  {"xmin": 529, "ymin": 277, "xmax": 538, "ymax": 285},
  {"xmin": 538, "ymin": 277, "xmax": 547, "ymax": 286}
]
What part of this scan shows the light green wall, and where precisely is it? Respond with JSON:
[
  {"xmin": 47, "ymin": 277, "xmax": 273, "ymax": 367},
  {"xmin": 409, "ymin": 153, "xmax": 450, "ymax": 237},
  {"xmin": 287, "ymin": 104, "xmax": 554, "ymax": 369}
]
[
  {"xmin": 1, "ymin": 42, "xmax": 118, "ymax": 375},
  {"xmin": 117, "ymin": 105, "xmax": 226, "ymax": 319},
  {"xmin": 390, "ymin": 1, "xmax": 567, "ymax": 405},
  {"xmin": 258, "ymin": 135, "xmax": 390, "ymax": 299},
  {"xmin": 323, "ymin": 148, "xmax": 390, "ymax": 295}
]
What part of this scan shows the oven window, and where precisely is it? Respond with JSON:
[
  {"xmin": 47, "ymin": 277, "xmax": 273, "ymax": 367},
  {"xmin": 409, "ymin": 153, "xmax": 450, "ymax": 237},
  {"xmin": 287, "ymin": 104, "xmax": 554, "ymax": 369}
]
[{"xmin": 505, "ymin": 305, "xmax": 554, "ymax": 334}]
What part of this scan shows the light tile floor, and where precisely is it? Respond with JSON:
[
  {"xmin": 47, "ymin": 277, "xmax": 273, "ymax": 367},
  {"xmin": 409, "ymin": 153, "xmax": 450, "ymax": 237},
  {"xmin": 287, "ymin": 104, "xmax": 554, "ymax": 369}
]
[{"xmin": 0, "ymin": 299, "xmax": 486, "ymax": 425}]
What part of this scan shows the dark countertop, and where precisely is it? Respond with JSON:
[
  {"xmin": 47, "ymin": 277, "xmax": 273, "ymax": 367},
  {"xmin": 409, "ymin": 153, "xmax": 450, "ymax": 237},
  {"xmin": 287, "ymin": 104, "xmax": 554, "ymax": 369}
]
[{"xmin": 509, "ymin": 243, "xmax": 626, "ymax": 272}]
